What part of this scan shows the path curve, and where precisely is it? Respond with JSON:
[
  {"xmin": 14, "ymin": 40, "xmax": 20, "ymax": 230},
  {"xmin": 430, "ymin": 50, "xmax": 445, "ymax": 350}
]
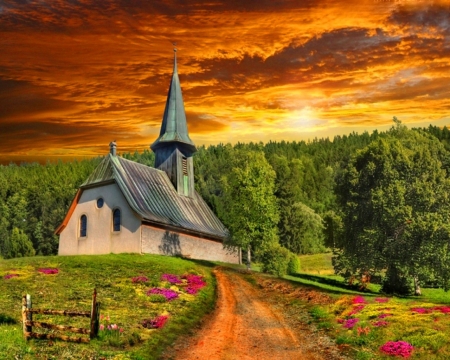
[{"xmin": 167, "ymin": 268, "xmax": 345, "ymax": 360}]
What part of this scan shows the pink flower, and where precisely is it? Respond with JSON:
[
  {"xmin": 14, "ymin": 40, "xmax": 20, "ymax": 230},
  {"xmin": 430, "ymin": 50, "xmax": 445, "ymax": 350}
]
[
  {"xmin": 3, "ymin": 274, "xmax": 19, "ymax": 279},
  {"xmin": 38, "ymin": 268, "xmax": 59, "ymax": 274},
  {"xmin": 352, "ymin": 296, "xmax": 366, "ymax": 304},
  {"xmin": 100, "ymin": 324, "xmax": 104, "ymax": 331},
  {"xmin": 380, "ymin": 341, "xmax": 414, "ymax": 358},
  {"xmin": 119, "ymin": 328, "xmax": 124, "ymax": 333},
  {"xmin": 142, "ymin": 315, "xmax": 169, "ymax": 329},
  {"xmin": 343, "ymin": 318, "xmax": 359, "ymax": 329},
  {"xmin": 411, "ymin": 307, "xmax": 431, "ymax": 314}
]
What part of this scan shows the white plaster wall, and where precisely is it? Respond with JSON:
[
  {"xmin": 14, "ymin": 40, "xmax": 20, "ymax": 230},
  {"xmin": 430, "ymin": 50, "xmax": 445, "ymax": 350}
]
[
  {"xmin": 58, "ymin": 183, "xmax": 141, "ymax": 255},
  {"xmin": 141, "ymin": 224, "xmax": 239, "ymax": 264}
]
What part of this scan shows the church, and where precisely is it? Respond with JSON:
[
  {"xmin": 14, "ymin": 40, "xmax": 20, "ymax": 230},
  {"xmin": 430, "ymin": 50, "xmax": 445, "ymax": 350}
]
[{"xmin": 56, "ymin": 50, "xmax": 239, "ymax": 264}]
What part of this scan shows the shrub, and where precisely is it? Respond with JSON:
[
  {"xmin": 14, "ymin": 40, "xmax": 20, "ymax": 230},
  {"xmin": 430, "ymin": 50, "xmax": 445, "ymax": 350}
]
[
  {"xmin": 261, "ymin": 243, "xmax": 290, "ymax": 277},
  {"xmin": 287, "ymin": 253, "xmax": 300, "ymax": 275}
]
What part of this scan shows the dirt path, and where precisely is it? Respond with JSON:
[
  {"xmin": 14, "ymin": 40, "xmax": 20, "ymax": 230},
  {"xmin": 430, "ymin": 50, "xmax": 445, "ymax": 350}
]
[{"xmin": 163, "ymin": 268, "xmax": 348, "ymax": 360}]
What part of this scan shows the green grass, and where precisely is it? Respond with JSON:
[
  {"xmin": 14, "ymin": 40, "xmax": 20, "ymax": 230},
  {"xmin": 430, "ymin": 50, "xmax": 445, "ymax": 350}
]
[
  {"xmin": 284, "ymin": 253, "xmax": 450, "ymax": 359},
  {"xmin": 0, "ymin": 254, "xmax": 216, "ymax": 359},
  {"xmin": 298, "ymin": 252, "xmax": 335, "ymax": 275}
]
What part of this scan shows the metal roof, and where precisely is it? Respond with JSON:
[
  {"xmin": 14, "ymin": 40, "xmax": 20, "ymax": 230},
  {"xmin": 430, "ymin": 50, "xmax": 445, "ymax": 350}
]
[
  {"xmin": 81, "ymin": 154, "xmax": 228, "ymax": 240},
  {"xmin": 150, "ymin": 49, "xmax": 196, "ymax": 153}
]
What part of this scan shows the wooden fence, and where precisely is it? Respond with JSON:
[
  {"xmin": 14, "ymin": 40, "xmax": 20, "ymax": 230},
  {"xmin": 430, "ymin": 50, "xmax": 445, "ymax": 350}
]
[{"xmin": 22, "ymin": 289, "xmax": 100, "ymax": 343}]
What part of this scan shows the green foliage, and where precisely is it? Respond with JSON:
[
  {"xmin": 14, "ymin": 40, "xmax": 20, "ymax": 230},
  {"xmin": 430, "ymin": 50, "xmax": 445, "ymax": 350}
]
[
  {"xmin": 334, "ymin": 118, "xmax": 450, "ymax": 294},
  {"xmin": 260, "ymin": 243, "xmax": 290, "ymax": 277},
  {"xmin": 219, "ymin": 148, "xmax": 279, "ymax": 257},
  {"xmin": 9, "ymin": 227, "xmax": 35, "ymax": 258},
  {"xmin": 287, "ymin": 253, "xmax": 301, "ymax": 275}
]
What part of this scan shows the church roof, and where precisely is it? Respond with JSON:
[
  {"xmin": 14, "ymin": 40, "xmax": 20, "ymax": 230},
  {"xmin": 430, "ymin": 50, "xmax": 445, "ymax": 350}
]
[
  {"xmin": 150, "ymin": 50, "xmax": 196, "ymax": 153},
  {"xmin": 79, "ymin": 154, "xmax": 228, "ymax": 241}
]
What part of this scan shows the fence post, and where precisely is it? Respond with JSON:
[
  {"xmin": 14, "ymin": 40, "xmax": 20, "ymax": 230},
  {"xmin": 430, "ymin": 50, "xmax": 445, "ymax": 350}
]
[
  {"xmin": 22, "ymin": 294, "xmax": 32, "ymax": 340},
  {"xmin": 90, "ymin": 288, "xmax": 98, "ymax": 339}
]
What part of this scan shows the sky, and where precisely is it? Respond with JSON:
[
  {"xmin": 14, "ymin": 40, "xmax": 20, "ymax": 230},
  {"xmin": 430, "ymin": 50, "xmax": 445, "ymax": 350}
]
[{"xmin": 1, "ymin": 0, "xmax": 449, "ymax": 164}]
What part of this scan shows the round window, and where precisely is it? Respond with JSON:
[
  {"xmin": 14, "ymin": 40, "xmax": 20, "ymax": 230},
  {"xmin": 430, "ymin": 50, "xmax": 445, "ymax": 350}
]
[{"xmin": 97, "ymin": 198, "xmax": 104, "ymax": 208}]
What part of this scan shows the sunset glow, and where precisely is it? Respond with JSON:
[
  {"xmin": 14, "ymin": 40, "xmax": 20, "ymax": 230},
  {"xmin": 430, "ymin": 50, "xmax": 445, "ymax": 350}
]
[{"xmin": 1, "ymin": 0, "xmax": 449, "ymax": 163}]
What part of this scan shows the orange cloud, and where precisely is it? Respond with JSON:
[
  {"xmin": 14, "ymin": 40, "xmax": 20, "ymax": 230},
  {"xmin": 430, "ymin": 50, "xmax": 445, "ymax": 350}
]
[{"xmin": 0, "ymin": 0, "xmax": 449, "ymax": 163}]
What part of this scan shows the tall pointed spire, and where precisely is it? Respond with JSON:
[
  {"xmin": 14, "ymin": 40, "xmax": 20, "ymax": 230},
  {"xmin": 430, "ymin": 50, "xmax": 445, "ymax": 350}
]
[
  {"xmin": 150, "ymin": 48, "xmax": 197, "ymax": 198},
  {"xmin": 150, "ymin": 47, "xmax": 196, "ymax": 153}
]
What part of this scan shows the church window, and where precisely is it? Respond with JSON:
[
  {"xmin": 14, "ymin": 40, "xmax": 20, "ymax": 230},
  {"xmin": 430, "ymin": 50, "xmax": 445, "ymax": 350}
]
[
  {"xmin": 182, "ymin": 157, "xmax": 188, "ymax": 195},
  {"xmin": 80, "ymin": 215, "xmax": 87, "ymax": 237},
  {"xmin": 113, "ymin": 208, "xmax": 121, "ymax": 232},
  {"xmin": 97, "ymin": 198, "xmax": 104, "ymax": 208}
]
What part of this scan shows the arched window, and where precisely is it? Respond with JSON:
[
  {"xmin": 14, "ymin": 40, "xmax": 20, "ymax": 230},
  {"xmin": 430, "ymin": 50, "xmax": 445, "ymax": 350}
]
[
  {"xmin": 80, "ymin": 215, "xmax": 87, "ymax": 237},
  {"xmin": 113, "ymin": 209, "xmax": 121, "ymax": 232}
]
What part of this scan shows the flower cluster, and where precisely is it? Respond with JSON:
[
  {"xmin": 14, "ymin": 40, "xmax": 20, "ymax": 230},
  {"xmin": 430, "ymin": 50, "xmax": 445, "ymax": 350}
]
[
  {"xmin": 38, "ymin": 268, "xmax": 59, "ymax": 274},
  {"xmin": 343, "ymin": 318, "xmax": 359, "ymax": 329},
  {"xmin": 100, "ymin": 323, "xmax": 123, "ymax": 332},
  {"xmin": 141, "ymin": 315, "xmax": 169, "ymax": 329},
  {"xmin": 380, "ymin": 341, "xmax": 414, "ymax": 358},
  {"xmin": 352, "ymin": 296, "xmax": 367, "ymax": 304},
  {"xmin": 161, "ymin": 273, "xmax": 182, "ymax": 284},
  {"xmin": 146, "ymin": 288, "xmax": 178, "ymax": 301},
  {"xmin": 411, "ymin": 307, "xmax": 432, "ymax": 314},
  {"xmin": 3, "ymin": 274, "xmax": 19, "ymax": 279},
  {"xmin": 183, "ymin": 274, "xmax": 206, "ymax": 295},
  {"xmin": 132, "ymin": 276, "xmax": 149, "ymax": 283},
  {"xmin": 357, "ymin": 326, "xmax": 370, "ymax": 336},
  {"xmin": 348, "ymin": 305, "xmax": 365, "ymax": 316}
]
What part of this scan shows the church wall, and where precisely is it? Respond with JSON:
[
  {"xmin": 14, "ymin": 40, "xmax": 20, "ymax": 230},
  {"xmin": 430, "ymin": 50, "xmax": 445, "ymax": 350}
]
[
  {"xmin": 58, "ymin": 183, "xmax": 141, "ymax": 255},
  {"xmin": 141, "ymin": 224, "xmax": 240, "ymax": 264}
]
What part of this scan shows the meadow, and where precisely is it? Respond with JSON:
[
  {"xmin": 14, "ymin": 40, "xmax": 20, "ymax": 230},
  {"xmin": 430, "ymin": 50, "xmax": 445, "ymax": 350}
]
[
  {"xmin": 0, "ymin": 254, "xmax": 216, "ymax": 360},
  {"xmin": 290, "ymin": 253, "xmax": 450, "ymax": 360}
]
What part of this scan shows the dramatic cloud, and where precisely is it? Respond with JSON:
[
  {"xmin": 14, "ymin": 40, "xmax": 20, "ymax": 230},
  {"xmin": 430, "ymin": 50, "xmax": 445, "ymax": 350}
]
[{"xmin": 0, "ymin": 0, "xmax": 449, "ymax": 163}]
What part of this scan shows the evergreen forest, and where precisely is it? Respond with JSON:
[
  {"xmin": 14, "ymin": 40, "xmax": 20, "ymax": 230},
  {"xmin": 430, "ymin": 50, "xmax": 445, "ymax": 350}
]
[{"xmin": 2, "ymin": 120, "xmax": 450, "ymax": 294}]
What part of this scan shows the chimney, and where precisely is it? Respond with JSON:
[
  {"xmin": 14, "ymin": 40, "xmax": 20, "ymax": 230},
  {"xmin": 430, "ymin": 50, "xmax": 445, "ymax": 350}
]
[{"xmin": 109, "ymin": 140, "xmax": 117, "ymax": 156}]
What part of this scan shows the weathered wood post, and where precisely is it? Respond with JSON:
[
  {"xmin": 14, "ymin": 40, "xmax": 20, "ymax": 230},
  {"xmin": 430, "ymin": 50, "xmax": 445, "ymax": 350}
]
[
  {"xmin": 90, "ymin": 288, "xmax": 99, "ymax": 339},
  {"xmin": 22, "ymin": 294, "xmax": 32, "ymax": 339}
]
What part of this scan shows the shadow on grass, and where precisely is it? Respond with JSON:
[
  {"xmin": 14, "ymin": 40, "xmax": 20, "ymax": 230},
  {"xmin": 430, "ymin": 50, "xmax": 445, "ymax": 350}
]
[
  {"xmin": 284, "ymin": 273, "xmax": 380, "ymax": 296},
  {"xmin": 0, "ymin": 314, "xmax": 17, "ymax": 325}
]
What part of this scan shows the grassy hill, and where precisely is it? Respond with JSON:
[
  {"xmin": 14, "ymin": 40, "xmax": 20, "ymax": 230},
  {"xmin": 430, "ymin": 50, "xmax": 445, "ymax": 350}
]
[{"xmin": 0, "ymin": 254, "xmax": 217, "ymax": 360}]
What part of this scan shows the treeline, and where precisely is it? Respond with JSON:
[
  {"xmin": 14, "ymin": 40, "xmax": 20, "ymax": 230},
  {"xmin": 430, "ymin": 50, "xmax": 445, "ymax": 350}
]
[
  {"xmin": 1, "ymin": 123, "xmax": 450, "ymax": 294},
  {"xmin": 0, "ymin": 160, "xmax": 99, "ymax": 257}
]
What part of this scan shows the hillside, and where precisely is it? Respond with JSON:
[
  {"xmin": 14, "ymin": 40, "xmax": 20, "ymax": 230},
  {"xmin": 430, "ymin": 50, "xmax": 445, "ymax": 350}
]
[{"xmin": 0, "ymin": 254, "xmax": 216, "ymax": 359}]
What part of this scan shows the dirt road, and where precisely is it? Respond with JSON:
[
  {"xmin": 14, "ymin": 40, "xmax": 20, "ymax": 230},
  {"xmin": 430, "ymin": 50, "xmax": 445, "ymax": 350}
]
[{"xmin": 163, "ymin": 268, "xmax": 348, "ymax": 360}]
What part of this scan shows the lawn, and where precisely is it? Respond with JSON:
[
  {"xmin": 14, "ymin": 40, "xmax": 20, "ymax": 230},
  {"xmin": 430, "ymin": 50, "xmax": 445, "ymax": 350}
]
[
  {"xmin": 286, "ymin": 253, "xmax": 450, "ymax": 359},
  {"xmin": 0, "ymin": 254, "xmax": 216, "ymax": 360}
]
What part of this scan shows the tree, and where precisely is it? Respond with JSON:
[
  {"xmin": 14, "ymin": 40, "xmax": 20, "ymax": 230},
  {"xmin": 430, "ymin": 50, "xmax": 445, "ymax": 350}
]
[
  {"xmin": 9, "ymin": 227, "xmax": 35, "ymax": 258},
  {"xmin": 219, "ymin": 149, "xmax": 279, "ymax": 269},
  {"xmin": 334, "ymin": 118, "xmax": 450, "ymax": 294}
]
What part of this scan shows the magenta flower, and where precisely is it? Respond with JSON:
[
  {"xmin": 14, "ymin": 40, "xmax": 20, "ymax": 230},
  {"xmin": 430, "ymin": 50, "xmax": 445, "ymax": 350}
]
[
  {"xmin": 183, "ymin": 274, "xmax": 206, "ymax": 294},
  {"xmin": 38, "ymin": 268, "xmax": 59, "ymax": 274},
  {"xmin": 131, "ymin": 276, "xmax": 149, "ymax": 283},
  {"xmin": 411, "ymin": 307, "xmax": 431, "ymax": 314},
  {"xmin": 352, "ymin": 296, "xmax": 366, "ymax": 304},
  {"xmin": 433, "ymin": 306, "xmax": 450, "ymax": 314},
  {"xmin": 3, "ymin": 274, "xmax": 19, "ymax": 279},
  {"xmin": 343, "ymin": 318, "xmax": 359, "ymax": 329},
  {"xmin": 348, "ymin": 305, "xmax": 365, "ymax": 316},
  {"xmin": 141, "ymin": 315, "xmax": 169, "ymax": 329},
  {"xmin": 161, "ymin": 273, "xmax": 182, "ymax": 284},
  {"xmin": 380, "ymin": 341, "xmax": 414, "ymax": 358},
  {"xmin": 146, "ymin": 288, "xmax": 178, "ymax": 301}
]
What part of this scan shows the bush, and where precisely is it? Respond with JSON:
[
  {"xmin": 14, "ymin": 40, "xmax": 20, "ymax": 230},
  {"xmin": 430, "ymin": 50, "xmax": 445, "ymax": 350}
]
[
  {"xmin": 261, "ymin": 243, "xmax": 290, "ymax": 277},
  {"xmin": 287, "ymin": 253, "xmax": 300, "ymax": 275}
]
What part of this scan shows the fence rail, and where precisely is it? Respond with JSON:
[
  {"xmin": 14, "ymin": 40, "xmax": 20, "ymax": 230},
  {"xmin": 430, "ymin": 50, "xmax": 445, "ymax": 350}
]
[{"xmin": 22, "ymin": 289, "xmax": 100, "ymax": 343}]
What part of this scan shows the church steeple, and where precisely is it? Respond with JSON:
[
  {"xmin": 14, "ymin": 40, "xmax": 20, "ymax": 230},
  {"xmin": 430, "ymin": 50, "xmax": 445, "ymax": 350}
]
[
  {"xmin": 150, "ymin": 48, "xmax": 197, "ymax": 197},
  {"xmin": 151, "ymin": 48, "xmax": 196, "ymax": 153}
]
